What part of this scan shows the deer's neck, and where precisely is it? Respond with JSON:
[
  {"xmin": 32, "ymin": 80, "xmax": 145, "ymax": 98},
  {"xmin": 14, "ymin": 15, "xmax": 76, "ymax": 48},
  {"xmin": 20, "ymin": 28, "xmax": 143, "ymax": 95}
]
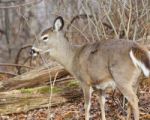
[{"xmin": 50, "ymin": 33, "xmax": 79, "ymax": 73}]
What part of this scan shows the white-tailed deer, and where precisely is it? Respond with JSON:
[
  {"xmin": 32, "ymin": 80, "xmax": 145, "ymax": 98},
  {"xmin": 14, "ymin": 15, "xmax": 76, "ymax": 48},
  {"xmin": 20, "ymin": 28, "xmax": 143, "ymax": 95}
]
[{"xmin": 31, "ymin": 16, "xmax": 150, "ymax": 120}]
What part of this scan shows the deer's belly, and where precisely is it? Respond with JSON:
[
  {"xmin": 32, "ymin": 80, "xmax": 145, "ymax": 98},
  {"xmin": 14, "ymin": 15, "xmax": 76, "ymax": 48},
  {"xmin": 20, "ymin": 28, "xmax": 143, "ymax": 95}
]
[{"xmin": 94, "ymin": 79, "xmax": 116, "ymax": 90}]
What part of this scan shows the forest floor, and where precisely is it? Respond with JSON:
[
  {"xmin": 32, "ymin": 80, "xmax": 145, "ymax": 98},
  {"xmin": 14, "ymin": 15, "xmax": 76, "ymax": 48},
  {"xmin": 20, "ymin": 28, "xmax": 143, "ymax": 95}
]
[{"xmin": 0, "ymin": 85, "xmax": 150, "ymax": 120}]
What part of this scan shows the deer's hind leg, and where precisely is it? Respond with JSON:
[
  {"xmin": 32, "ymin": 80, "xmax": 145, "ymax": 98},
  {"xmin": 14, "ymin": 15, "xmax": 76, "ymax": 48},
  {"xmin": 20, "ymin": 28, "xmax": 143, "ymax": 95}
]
[
  {"xmin": 110, "ymin": 67, "xmax": 140, "ymax": 120},
  {"xmin": 127, "ymin": 75, "xmax": 141, "ymax": 120},
  {"xmin": 114, "ymin": 80, "xmax": 139, "ymax": 120}
]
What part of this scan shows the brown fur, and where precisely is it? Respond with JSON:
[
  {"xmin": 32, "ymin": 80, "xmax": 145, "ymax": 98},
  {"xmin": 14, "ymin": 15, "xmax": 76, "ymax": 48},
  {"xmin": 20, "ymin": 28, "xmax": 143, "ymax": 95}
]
[
  {"xmin": 32, "ymin": 16, "xmax": 150, "ymax": 120},
  {"xmin": 90, "ymin": 76, "xmax": 112, "ymax": 85},
  {"xmin": 41, "ymin": 27, "xmax": 53, "ymax": 36}
]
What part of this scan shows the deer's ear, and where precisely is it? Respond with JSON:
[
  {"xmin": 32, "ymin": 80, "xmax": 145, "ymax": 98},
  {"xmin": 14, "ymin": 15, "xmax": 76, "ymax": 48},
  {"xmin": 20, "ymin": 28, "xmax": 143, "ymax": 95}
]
[{"xmin": 53, "ymin": 16, "xmax": 64, "ymax": 31}]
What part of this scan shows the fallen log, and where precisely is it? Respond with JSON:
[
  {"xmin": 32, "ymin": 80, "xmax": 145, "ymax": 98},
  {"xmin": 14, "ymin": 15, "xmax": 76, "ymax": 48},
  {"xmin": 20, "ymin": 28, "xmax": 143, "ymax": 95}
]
[
  {"xmin": 0, "ymin": 80, "xmax": 82, "ymax": 115},
  {"xmin": 0, "ymin": 65, "xmax": 70, "ymax": 92}
]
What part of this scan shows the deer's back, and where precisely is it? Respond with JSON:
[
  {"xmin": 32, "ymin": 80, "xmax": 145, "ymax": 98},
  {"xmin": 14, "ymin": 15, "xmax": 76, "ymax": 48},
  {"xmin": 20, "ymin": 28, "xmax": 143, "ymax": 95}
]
[{"xmin": 72, "ymin": 39, "xmax": 138, "ymax": 87}]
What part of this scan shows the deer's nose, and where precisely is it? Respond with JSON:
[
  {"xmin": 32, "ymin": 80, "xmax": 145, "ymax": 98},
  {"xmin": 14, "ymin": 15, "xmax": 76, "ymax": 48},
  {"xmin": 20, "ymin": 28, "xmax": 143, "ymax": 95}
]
[{"xmin": 30, "ymin": 48, "xmax": 39, "ymax": 56}]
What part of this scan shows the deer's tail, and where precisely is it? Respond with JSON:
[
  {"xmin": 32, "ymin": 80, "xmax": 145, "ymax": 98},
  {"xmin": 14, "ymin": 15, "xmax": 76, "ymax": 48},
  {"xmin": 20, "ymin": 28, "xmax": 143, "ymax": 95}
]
[{"xmin": 129, "ymin": 45, "xmax": 150, "ymax": 77}]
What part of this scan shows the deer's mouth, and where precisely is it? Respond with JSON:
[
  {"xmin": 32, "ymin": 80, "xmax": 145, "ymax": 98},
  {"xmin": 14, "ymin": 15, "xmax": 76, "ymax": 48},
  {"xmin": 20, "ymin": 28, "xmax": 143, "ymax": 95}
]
[
  {"xmin": 30, "ymin": 47, "xmax": 40, "ymax": 56},
  {"xmin": 31, "ymin": 47, "xmax": 52, "ymax": 56}
]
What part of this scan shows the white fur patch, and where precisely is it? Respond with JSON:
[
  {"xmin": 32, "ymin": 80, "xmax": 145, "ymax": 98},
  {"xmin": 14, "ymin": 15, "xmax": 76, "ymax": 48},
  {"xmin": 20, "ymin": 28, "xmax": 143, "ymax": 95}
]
[
  {"xmin": 54, "ymin": 19, "xmax": 62, "ymax": 31},
  {"xmin": 32, "ymin": 52, "xmax": 38, "ymax": 57},
  {"xmin": 95, "ymin": 80, "xmax": 116, "ymax": 90},
  {"xmin": 32, "ymin": 47, "xmax": 41, "ymax": 52},
  {"xmin": 31, "ymin": 47, "xmax": 41, "ymax": 56},
  {"xmin": 129, "ymin": 50, "xmax": 149, "ymax": 77}
]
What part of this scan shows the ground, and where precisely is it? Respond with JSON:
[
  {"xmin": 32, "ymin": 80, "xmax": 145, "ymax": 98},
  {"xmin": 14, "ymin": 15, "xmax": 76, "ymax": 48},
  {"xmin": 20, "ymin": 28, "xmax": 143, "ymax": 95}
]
[{"xmin": 1, "ymin": 86, "xmax": 150, "ymax": 120}]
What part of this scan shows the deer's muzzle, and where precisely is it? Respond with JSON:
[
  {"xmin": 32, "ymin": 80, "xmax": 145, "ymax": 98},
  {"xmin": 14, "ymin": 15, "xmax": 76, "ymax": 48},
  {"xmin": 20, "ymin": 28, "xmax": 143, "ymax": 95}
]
[{"xmin": 30, "ymin": 47, "xmax": 40, "ymax": 56}]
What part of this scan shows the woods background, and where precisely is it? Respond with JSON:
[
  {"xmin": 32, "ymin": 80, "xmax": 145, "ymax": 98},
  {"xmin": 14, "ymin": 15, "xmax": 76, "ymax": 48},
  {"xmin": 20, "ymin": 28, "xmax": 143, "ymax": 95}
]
[{"xmin": 0, "ymin": 0, "xmax": 149, "ymax": 119}]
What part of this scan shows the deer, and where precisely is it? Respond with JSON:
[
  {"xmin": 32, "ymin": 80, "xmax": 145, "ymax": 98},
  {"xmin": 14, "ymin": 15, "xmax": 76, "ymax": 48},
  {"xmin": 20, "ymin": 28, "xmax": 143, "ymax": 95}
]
[{"xmin": 31, "ymin": 16, "xmax": 150, "ymax": 120}]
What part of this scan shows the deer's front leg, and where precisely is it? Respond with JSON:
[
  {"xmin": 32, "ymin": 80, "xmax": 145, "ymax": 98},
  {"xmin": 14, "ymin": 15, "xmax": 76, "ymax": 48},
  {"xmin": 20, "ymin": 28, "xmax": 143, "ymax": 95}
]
[
  {"xmin": 97, "ymin": 90, "xmax": 106, "ymax": 120},
  {"xmin": 81, "ymin": 83, "xmax": 93, "ymax": 120}
]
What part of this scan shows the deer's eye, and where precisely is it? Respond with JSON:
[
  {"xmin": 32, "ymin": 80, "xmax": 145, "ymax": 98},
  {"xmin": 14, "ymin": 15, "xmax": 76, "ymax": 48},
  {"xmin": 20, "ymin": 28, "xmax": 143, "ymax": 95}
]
[{"xmin": 43, "ymin": 37, "xmax": 48, "ymax": 41}]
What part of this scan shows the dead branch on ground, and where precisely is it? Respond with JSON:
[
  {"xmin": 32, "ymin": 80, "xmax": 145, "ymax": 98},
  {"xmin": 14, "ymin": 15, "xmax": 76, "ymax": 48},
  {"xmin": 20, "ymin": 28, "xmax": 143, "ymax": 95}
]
[{"xmin": 0, "ymin": 65, "xmax": 70, "ymax": 92}]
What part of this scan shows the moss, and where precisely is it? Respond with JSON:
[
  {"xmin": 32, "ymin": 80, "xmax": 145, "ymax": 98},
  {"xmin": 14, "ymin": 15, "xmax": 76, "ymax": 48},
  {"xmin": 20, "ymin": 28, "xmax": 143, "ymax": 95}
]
[
  {"xmin": 20, "ymin": 80, "xmax": 79, "ymax": 95},
  {"xmin": 51, "ymin": 87, "xmax": 63, "ymax": 93},
  {"xmin": 20, "ymin": 86, "xmax": 63, "ymax": 94},
  {"xmin": 38, "ymin": 86, "xmax": 63, "ymax": 94},
  {"xmin": 37, "ymin": 86, "xmax": 50, "ymax": 94},
  {"xmin": 66, "ymin": 80, "xmax": 79, "ymax": 89},
  {"xmin": 20, "ymin": 88, "xmax": 34, "ymax": 94}
]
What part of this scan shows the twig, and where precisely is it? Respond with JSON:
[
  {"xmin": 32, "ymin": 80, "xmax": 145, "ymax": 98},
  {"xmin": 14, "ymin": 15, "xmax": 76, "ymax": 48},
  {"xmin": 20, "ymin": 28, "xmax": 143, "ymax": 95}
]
[
  {"xmin": 0, "ymin": 63, "xmax": 33, "ymax": 69},
  {"xmin": 46, "ymin": 77, "xmax": 75, "ymax": 85},
  {"xmin": 4, "ymin": 7, "xmax": 11, "ymax": 57},
  {"xmin": 0, "ymin": 0, "xmax": 43, "ymax": 9},
  {"xmin": 126, "ymin": 0, "xmax": 132, "ymax": 39},
  {"xmin": 14, "ymin": 44, "xmax": 32, "ymax": 74},
  {"xmin": 65, "ymin": 13, "xmax": 114, "ymax": 42},
  {"xmin": 66, "ymin": 14, "xmax": 93, "ymax": 30},
  {"xmin": 102, "ymin": 3, "xmax": 119, "ymax": 39},
  {"xmin": 0, "ymin": 29, "xmax": 5, "ymax": 35},
  {"xmin": 0, "ymin": 71, "xmax": 17, "ymax": 76},
  {"xmin": 63, "ymin": 14, "xmax": 91, "ymax": 43},
  {"xmin": 15, "ymin": 45, "xmax": 32, "ymax": 65}
]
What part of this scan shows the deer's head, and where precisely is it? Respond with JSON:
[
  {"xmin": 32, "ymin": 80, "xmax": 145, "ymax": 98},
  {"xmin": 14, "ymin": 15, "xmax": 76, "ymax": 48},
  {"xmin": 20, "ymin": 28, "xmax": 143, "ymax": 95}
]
[{"xmin": 31, "ymin": 16, "xmax": 65, "ymax": 56}]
